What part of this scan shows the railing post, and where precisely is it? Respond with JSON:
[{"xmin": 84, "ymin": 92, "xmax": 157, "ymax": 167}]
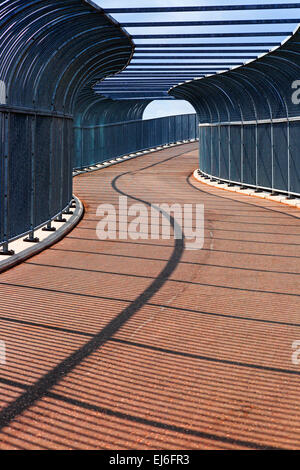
[
  {"xmin": 55, "ymin": 118, "xmax": 66, "ymax": 223},
  {"xmin": 241, "ymin": 122, "xmax": 244, "ymax": 184},
  {"xmin": 271, "ymin": 119, "xmax": 275, "ymax": 195},
  {"xmin": 24, "ymin": 114, "xmax": 39, "ymax": 243},
  {"xmin": 1, "ymin": 112, "xmax": 14, "ymax": 255},
  {"xmin": 210, "ymin": 123, "xmax": 213, "ymax": 175},
  {"xmin": 255, "ymin": 121, "xmax": 259, "ymax": 190},
  {"xmin": 287, "ymin": 118, "xmax": 293, "ymax": 199},
  {"xmin": 42, "ymin": 117, "xmax": 56, "ymax": 232},
  {"xmin": 228, "ymin": 124, "xmax": 231, "ymax": 181},
  {"xmin": 218, "ymin": 123, "xmax": 221, "ymax": 180},
  {"xmin": 198, "ymin": 125, "xmax": 202, "ymax": 170},
  {"xmin": 207, "ymin": 126, "xmax": 211, "ymax": 177}
]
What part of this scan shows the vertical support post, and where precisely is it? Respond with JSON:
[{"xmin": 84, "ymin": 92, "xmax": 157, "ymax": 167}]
[
  {"xmin": 271, "ymin": 119, "xmax": 275, "ymax": 195},
  {"xmin": 218, "ymin": 123, "xmax": 221, "ymax": 180},
  {"xmin": 198, "ymin": 125, "xmax": 201, "ymax": 170},
  {"xmin": 255, "ymin": 122, "xmax": 258, "ymax": 189},
  {"xmin": 63, "ymin": 119, "xmax": 73, "ymax": 215},
  {"xmin": 91, "ymin": 126, "xmax": 95, "ymax": 166},
  {"xmin": 208, "ymin": 126, "xmax": 212, "ymax": 177},
  {"xmin": 24, "ymin": 114, "xmax": 39, "ymax": 243},
  {"xmin": 1, "ymin": 112, "xmax": 14, "ymax": 255},
  {"xmin": 81, "ymin": 126, "xmax": 84, "ymax": 169},
  {"xmin": 228, "ymin": 124, "xmax": 231, "ymax": 181},
  {"xmin": 210, "ymin": 123, "xmax": 213, "ymax": 176},
  {"xmin": 43, "ymin": 117, "xmax": 56, "ymax": 232},
  {"xmin": 55, "ymin": 117, "xmax": 66, "ymax": 222},
  {"xmin": 241, "ymin": 123, "xmax": 244, "ymax": 184},
  {"xmin": 287, "ymin": 118, "xmax": 292, "ymax": 198}
]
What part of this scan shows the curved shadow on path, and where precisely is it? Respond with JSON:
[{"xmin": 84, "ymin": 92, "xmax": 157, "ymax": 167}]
[{"xmin": 0, "ymin": 151, "xmax": 185, "ymax": 432}]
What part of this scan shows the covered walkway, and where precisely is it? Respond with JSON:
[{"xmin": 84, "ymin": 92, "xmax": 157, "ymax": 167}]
[{"xmin": 0, "ymin": 143, "xmax": 300, "ymax": 449}]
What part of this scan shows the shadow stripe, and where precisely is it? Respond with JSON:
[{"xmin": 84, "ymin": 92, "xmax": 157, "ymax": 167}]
[
  {"xmin": 0, "ymin": 377, "xmax": 282, "ymax": 450},
  {"xmin": 21, "ymin": 262, "xmax": 300, "ymax": 297},
  {"xmin": 109, "ymin": 338, "xmax": 300, "ymax": 377},
  {"xmin": 0, "ymin": 150, "xmax": 186, "ymax": 431}
]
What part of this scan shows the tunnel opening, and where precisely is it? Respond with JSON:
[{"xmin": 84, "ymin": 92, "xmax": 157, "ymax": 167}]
[{"xmin": 143, "ymin": 100, "xmax": 196, "ymax": 120}]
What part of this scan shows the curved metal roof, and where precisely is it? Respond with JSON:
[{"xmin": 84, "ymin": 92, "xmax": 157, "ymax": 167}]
[
  {"xmin": 76, "ymin": 97, "xmax": 151, "ymax": 125},
  {"xmin": 0, "ymin": 0, "xmax": 133, "ymax": 114},
  {"xmin": 169, "ymin": 23, "xmax": 300, "ymax": 121},
  {"xmin": 95, "ymin": 2, "xmax": 300, "ymax": 101},
  {"xmin": 2, "ymin": 2, "xmax": 299, "ymax": 119}
]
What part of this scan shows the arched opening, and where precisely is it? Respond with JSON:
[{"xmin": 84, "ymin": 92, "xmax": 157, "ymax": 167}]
[{"xmin": 143, "ymin": 100, "xmax": 196, "ymax": 120}]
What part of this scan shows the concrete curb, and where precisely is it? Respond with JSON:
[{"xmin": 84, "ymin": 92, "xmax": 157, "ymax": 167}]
[
  {"xmin": 0, "ymin": 196, "xmax": 84, "ymax": 274},
  {"xmin": 193, "ymin": 170, "xmax": 300, "ymax": 216}
]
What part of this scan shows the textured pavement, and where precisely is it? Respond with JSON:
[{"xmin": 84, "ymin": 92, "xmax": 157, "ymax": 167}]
[{"xmin": 0, "ymin": 143, "xmax": 300, "ymax": 449}]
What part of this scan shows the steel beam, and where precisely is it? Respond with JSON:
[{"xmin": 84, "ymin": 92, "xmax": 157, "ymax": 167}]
[
  {"xmin": 133, "ymin": 55, "xmax": 260, "ymax": 60},
  {"xmin": 135, "ymin": 43, "xmax": 279, "ymax": 48},
  {"xmin": 133, "ymin": 32, "xmax": 291, "ymax": 39},
  {"xmin": 130, "ymin": 62, "xmax": 243, "ymax": 66},
  {"xmin": 123, "ymin": 19, "xmax": 300, "ymax": 27},
  {"xmin": 106, "ymin": 4, "xmax": 300, "ymax": 14}
]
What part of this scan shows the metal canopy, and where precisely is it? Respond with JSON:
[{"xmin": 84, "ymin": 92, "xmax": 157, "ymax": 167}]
[
  {"xmin": 0, "ymin": 0, "xmax": 134, "ymax": 247},
  {"xmin": 169, "ymin": 23, "xmax": 300, "ymax": 195},
  {"xmin": 170, "ymin": 26, "xmax": 300, "ymax": 121},
  {"xmin": 95, "ymin": 1, "xmax": 300, "ymax": 101}
]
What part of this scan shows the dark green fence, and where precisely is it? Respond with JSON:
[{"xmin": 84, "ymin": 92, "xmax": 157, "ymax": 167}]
[{"xmin": 74, "ymin": 114, "xmax": 198, "ymax": 169}]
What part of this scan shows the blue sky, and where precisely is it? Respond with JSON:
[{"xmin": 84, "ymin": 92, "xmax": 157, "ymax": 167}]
[{"xmin": 93, "ymin": 1, "xmax": 300, "ymax": 119}]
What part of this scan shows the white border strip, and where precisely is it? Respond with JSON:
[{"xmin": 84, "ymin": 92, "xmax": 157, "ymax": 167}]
[
  {"xmin": 0, "ymin": 197, "xmax": 84, "ymax": 273},
  {"xmin": 199, "ymin": 116, "xmax": 300, "ymax": 127},
  {"xmin": 193, "ymin": 169, "xmax": 300, "ymax": 213}
]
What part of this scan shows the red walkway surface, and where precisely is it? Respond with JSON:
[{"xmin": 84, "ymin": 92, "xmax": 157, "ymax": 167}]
[{"xmin": 0, "ymin": 143, "xmax": 300, "ymax": 449}]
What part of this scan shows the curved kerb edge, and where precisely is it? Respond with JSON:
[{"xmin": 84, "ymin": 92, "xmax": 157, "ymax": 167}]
[
  {"xmin": 193, "ymin": 169, "xmax": 300, "ymax": 215},
  {"xmin": 0, "ymin": 197, "xmax": 84, "ymax": 274}
]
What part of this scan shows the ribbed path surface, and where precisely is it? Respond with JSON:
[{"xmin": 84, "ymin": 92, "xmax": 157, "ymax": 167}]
[{"xmin": 1, "ymin": 143, "xmax": 300, "ymax": 449}]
